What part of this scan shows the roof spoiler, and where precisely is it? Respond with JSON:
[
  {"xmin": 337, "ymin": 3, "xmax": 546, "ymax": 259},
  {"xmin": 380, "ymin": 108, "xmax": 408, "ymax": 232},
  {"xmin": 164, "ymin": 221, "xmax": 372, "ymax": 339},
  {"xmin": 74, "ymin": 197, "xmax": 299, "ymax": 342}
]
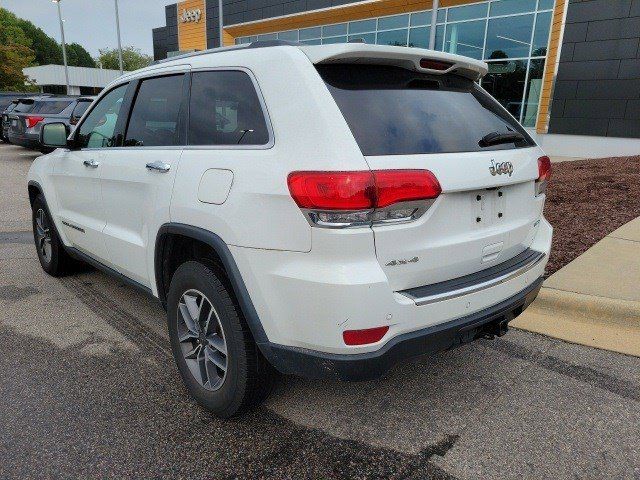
[{"xmin": 300, "ymin": 44, "xmax": 488, "ymax": 81}]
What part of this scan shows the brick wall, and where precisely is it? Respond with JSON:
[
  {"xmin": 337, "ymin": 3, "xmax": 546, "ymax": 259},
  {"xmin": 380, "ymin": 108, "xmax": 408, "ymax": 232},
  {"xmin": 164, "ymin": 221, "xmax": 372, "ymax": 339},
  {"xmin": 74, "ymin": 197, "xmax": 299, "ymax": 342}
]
[{"xmin": 549, "ymin": 0, "xmax": 640, "ymax": 137}]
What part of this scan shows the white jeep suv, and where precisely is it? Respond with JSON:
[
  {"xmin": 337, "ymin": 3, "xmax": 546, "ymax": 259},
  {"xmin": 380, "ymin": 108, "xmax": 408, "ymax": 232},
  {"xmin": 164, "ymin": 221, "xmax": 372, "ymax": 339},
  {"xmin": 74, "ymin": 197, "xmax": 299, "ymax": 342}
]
[{"xmin": 29, "ymin": 42, "xmax": 552, "ymax": 417}]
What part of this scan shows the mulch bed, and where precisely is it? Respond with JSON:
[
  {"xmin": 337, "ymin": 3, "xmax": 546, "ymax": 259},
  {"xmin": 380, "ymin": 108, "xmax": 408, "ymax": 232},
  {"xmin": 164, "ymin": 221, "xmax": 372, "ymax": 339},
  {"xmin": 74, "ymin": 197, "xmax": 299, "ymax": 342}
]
[{"xmin": 543, "ymin": 156, "xmax": 640, "ymax": 276}]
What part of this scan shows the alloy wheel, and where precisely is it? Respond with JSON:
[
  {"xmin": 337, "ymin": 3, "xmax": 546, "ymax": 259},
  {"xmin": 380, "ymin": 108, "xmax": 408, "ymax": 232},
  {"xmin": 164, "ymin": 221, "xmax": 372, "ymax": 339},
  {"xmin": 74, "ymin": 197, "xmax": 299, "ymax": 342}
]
[
  {"xmin": 35, "ymin": 208, "xmax": 52, "ymax": 264},
  {"xmin": 177, "ymin": 289, "xmax": 228, "ymax": 391}
]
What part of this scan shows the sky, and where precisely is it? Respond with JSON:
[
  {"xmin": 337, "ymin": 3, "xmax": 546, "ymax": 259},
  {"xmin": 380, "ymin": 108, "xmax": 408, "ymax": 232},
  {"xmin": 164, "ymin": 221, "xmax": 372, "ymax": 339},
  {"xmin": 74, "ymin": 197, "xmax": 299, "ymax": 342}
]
[{"xmin": 1, "ymin": 0, "xmax": 172, "ymax": 56}]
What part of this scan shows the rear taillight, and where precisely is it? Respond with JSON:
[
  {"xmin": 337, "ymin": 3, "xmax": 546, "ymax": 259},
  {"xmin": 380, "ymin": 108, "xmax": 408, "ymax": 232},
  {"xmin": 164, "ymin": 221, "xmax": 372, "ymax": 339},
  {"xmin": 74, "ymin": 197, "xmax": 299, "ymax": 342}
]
[
  {"xmin": 26, "ymin": 116, "xmax": 44, "ymax": 129},
  {"xmin": 343, "ymin": 326, "xmax": 389, "ymax": 346},
  {"xmin": 536, "ymin": 156, "xmax": 551, "ymax": 196},
  {"xmin": 287, "ymin": 170, "xmax": 441, "ymax": 228}
]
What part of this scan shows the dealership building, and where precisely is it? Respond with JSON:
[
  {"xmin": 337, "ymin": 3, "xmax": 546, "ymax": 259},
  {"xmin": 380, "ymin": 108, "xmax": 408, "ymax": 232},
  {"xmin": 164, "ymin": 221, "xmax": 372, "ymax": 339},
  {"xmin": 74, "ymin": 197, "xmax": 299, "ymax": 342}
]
[{"xmin": 153, "ymin": 0, "xmax": 640, "ymax": 157}]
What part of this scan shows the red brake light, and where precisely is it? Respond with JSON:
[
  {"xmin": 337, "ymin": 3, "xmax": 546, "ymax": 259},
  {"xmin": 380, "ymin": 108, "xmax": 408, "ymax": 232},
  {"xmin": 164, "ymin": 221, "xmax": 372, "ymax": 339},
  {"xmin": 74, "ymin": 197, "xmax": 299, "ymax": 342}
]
[
  {"xmin": 420, "ymin": 59, "xmax": 453, "ymax": 71},
  {"xmin": 343, "ymin": 326, "xmax": 389, "ymax": 346},
  {"xmin": 537, "ymin": 156, "xmax": 551, "ymax": 182},
  {"xmin": 374, "ymin": 170, "xmax": 441, "ymax": 208},
  {"xmin": 26, "ymin": 116, "xmax": 44, "ymax": 129},
  {"xmin": 287, "ymin": 171, "xmax": 375, "ymax": 210},
  {"xmin": 287, "ymin": 170, "xmax": 441, "ymax": 210}
]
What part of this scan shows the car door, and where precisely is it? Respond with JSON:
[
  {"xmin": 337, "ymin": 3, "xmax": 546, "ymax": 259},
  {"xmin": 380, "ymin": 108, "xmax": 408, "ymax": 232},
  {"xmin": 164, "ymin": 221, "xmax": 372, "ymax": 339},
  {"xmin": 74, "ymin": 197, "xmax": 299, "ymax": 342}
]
[
  {"xmin": 51, "ymin": 84, "xmax": 129, "ymax": 263},
  {"xmin": 99, "ymin": 71, "xmax": 188, "ymax": 287}
]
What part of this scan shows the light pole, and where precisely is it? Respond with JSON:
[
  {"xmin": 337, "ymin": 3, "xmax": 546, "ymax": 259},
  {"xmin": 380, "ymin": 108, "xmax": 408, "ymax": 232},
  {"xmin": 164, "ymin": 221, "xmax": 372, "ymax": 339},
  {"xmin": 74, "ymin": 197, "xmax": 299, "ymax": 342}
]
[
  {"xmin": 218, "ymin": 0, "xmax": 224, "ymax": 47},
  {"xmin": 52, "ymin": 0, "xmax": 70, "ymax": 94},
  {"xmin": 114, "ymin": 0, "xmax": 124, "ymax": 74},
  {"xmin": 429, "ymin": 0, "xmax": 439, "ymax": 50}
]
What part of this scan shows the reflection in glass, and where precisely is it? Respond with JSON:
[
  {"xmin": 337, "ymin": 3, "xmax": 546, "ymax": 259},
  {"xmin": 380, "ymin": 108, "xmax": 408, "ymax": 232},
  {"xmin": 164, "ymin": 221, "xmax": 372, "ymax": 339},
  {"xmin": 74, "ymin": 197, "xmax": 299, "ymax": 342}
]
[
  {"xmin": 323, "ymin": 23, "xmax": 347, "ymax": 36},
  {"xmin": 532, "ymin": 11, "xmax": 552, "ymax": 56},
  {"xmin": 278, "ymin": 30, "xmax": 298, "ymax": 42},
  {"xmin": 538, "ymin": 0, "xmax": 554, "ymax": 10},
  {"xmin": 349, "ymin": 33, "xmax": 375, "ymax": 44},
  {"xmin": 490, "ymin": 0, "xmax": 537, "ymax": 17},
  {"xmin": 378, "ymin": 14, "xmax": 409, "ymax": 30},
  {"xmin": 349, "ymin": 19, "xmax": 377, "ymax": 34},
  {"xmin": 444, "ymin": 20, "xmax": 485, "ymax": 59},
  {"xmin": 322, "ymin": 36, "xmax": 348, "ymax": 44},
  {"xmin": 299, "ymin": 26, "xmax": 321, "ymax": 40},
  {"xmin": 485, "ymin": 14, "xmax": 534, "ymax": 59},
  {"xmin": 447, "ymin": 3, "xmax": 488, "ymax": 22},
  {"xmin": 481, "ymin": 60, "xmax": 527, "ymax": 120},
  {"xmin": 408, "ymin": 26, "xmax": 444, "ymax": 49},
  {"xmin": 377, "ymin": 29, "xmax": 408, "ymax": 46},
  {"xmin": 522, "ymin": 58, "xmax": 545, "ymax": 127}
]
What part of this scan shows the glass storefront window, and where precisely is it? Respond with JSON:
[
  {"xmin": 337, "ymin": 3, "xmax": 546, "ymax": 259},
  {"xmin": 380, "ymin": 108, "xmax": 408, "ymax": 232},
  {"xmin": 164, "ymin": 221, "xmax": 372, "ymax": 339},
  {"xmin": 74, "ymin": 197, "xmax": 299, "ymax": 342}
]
[
  {"xmin": 300, "ymin": 38, "xmax": 322, "ymax": 45},
  {"xmin": 278, "ymin": 30, "xmax": 298, "ymax": 42},
  {"xmin": 323, "ymin": 23, "xmax": 347, "ymax": 36},
  {"xmin": 538, "ymin": 0, "xmax": 554, "ymax": 10},
  {"xmin": 410, "ymin": 11, "xmax": 430, "ymax": 26},
  {"xmin": 349, "ymin": 33, "xmax": 376, "ymax": 44},
  {"xmin": 444, "ymin": 19, "xmax": 485, "ymax": 59},
  {"xmin": 257, "ymin": 33, "xmax": 277, "ymax": 41},
  {"xmin": 482, "ymin": 60, "xmax": 528, "ymax": 119},
  {"xmin": 376, "ymin": 29, "xmax": 408, "ymax": 46},
  {"xmin": 485, "ymin": 14, "xmax": 534, "ymax": 59},
  {"xmin": 532, "ymin": 11, "xmax": 552, "ymax": 56},
  {"xmin": 322, "ymin": 36, "xmax": 347, "ymax": 44},
  {"xmin": 299, "ymin": 26, "xmax": 321, "ymax": 40},
  {"xmin": 407, "ymin": 25, "xmax": 444, "ymax": 49},
  {"xmin": 490, "ymin": 0, "xmax": 537, "ymax": 16},
  {"xmin": 448, "ymin": 3, "xmax": 488, "ymax": 22},
  {"xmin": 349, "ymin": 19, "xmax": 377, "ymax": 34},
  {"xmin": 522, "ymin": 58, "xmax": 545, "ymax": 127},
  {"xmin": 378, "ymin": 14, "xmax": 409, "ymax": 30}
]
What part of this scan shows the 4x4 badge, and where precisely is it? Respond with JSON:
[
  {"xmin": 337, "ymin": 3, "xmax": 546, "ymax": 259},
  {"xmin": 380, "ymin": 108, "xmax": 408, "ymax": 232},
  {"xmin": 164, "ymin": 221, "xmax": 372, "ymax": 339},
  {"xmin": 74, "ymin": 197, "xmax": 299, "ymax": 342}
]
[{"xmin": 489, "ymin": 160, "xmax": 513, "ymax": 177}]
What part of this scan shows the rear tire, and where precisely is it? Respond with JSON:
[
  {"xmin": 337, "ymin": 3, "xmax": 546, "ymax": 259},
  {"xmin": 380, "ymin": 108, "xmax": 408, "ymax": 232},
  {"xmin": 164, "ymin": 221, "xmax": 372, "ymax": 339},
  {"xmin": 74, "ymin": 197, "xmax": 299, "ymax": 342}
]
[
  {"xmin": 167, "ymin": 261, "xmax": 275, "ymax": 417},
  {"xmin": 32, "ymin": 194, "xmax": 77, "ymax": 277}
]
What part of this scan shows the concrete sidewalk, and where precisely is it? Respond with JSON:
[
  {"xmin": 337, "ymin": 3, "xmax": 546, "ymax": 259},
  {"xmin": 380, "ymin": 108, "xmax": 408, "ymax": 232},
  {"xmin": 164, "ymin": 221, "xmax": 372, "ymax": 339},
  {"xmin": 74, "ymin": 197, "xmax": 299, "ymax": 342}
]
[{"xmin": 513, "ymin": 217, "xmax": 640, "ymax": 357}]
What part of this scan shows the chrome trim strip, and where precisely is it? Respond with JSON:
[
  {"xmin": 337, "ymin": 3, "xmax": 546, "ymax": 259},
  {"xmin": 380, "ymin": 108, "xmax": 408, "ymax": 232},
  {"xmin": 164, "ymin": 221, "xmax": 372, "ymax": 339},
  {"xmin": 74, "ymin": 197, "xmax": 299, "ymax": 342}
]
[{"xmin": 403, "ymin": 251, "xmax": 546, "ymax": 306}]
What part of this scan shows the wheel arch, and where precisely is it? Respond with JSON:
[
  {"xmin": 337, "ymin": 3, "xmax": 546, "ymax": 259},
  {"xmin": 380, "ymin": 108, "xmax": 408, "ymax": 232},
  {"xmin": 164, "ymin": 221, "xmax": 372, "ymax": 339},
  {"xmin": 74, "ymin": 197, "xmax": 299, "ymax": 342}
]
[{"xmin": 154, "ymin": 224, "xmax": 270, "ymax": 348}]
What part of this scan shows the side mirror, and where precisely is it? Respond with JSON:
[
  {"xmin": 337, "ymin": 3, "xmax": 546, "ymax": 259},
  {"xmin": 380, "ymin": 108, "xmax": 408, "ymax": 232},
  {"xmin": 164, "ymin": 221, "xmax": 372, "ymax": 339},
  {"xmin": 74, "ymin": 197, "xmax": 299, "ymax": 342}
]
[{"xmin": 40, "ymin": 122, "xmax": 70, "ymax": 149}]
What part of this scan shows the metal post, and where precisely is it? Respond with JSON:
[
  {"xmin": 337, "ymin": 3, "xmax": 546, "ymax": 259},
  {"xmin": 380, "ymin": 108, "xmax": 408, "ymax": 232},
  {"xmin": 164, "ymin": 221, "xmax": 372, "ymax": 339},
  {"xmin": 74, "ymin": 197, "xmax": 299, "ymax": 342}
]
[
  {"xmin": 429, "ymin": 0, "xmax": 439, "ymax": 50},
  {"xmin": 54, "ymin": 0, "xmax": 70, "ymax": 94},
  {"xmin": 218, "ymin": 0, "xmax": 224, "ymax": 47},
  {"xmin": 114, "ymin": 0, "xmax": 124, "ymax": 74}
]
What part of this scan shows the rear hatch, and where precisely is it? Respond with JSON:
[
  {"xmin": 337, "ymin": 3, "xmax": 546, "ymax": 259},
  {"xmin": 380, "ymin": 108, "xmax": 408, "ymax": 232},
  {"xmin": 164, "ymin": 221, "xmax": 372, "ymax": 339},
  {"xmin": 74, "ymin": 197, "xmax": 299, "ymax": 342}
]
[{"xmin": 314, "ymin": 50, "xmax": 543, "ymax": 291}]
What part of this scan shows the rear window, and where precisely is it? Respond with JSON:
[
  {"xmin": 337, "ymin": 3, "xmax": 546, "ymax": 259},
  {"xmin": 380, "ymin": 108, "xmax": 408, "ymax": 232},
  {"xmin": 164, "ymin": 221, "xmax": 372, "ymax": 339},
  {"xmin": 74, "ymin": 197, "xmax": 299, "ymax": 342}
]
[
  {"xmin": 14, "ymin": 100, "xmax": 35, "ymax": 113},
  {"xmin": 32, "ymin": 100, "xmax": 73, "ymax": 114},
  {"xmin": 318, "ymin": 64, "xmax": 535, "ymax": 156},
  {"xmin": 72, "ymin": 101, "xmax": 92, "ymax": 118}
]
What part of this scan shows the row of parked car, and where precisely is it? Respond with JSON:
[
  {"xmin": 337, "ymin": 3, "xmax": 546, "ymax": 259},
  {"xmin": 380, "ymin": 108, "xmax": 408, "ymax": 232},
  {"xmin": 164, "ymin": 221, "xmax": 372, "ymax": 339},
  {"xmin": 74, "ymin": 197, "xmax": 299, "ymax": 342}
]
[{"xmin": 0, "ymin": 93, "xmax": 94, "ymax": 153}]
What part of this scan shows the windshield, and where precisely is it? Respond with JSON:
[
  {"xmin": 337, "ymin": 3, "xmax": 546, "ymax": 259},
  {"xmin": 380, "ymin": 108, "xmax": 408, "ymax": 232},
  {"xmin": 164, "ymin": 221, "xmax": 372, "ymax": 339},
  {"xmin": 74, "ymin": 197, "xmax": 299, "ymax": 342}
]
[{"xmin": 317, "ymin": 64, "xmax": 535, "ymax": 156}]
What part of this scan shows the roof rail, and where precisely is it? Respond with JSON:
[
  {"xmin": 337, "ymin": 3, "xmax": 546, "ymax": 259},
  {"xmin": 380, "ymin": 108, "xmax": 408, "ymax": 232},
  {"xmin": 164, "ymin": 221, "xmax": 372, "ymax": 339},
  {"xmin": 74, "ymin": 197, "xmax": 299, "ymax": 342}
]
[{"xmin": 152, "ymin": 40, "xmax": 300, "ymax": 65}]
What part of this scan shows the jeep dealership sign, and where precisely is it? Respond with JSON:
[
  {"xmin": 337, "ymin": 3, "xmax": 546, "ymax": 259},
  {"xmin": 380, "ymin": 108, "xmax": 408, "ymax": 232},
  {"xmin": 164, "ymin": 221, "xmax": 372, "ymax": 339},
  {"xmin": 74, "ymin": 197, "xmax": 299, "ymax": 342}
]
[{"xmin": 180, "ymin": 8, "xmax": 202, "ymax": 23}]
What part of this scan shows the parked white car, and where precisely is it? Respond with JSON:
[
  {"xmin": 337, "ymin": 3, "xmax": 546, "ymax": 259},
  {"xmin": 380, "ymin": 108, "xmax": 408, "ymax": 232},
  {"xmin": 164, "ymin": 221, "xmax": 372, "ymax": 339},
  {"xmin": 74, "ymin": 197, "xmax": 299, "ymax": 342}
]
[{"xmin": 28, "ymin": 42, "xmax": 552, "ymax": 417}]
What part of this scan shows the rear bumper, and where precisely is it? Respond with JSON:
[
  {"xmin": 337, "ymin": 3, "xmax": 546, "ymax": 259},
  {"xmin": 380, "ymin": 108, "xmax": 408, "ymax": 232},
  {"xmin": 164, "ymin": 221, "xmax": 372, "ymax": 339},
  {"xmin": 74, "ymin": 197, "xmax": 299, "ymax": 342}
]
[
  {"xmin": 264, "ymin": 277, "xmax": 543, "ymax": 381},
  {"xmin": 8, "ymin": 133, "xmax": 40, "ymax": 149}
]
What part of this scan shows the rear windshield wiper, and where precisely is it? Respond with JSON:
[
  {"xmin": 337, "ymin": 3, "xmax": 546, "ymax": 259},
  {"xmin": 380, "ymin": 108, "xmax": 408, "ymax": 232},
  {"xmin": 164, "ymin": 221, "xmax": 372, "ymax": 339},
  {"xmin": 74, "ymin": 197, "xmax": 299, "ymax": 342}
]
[{"xmin": 479, "ymin": 131, "xmax": 525, "ymax": 148}]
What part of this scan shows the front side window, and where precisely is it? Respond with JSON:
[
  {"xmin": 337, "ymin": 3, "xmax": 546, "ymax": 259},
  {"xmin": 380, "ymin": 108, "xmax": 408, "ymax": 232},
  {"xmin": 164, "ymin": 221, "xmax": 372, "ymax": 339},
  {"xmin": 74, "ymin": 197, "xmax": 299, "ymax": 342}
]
[
  {"xmin": 188, "ymin": 71, "xmax": 270, "ymax": 146},
  {"xmin": 77, "ymin": 84, "xmax": 128, "ymax": 149},
  {"xmin": 125, "ymin": 74, "xmax": 185, "ymax": 147}
]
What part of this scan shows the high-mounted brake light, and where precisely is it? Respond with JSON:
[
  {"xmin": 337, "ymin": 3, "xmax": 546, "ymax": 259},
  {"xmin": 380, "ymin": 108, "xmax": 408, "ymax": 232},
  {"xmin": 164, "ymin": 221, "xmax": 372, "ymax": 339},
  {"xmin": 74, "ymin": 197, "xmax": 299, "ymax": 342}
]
[
  {"xmin": 343, "ymin": 326, "xmax": 389, "ymax": 346},
  {"xmin": 287, "ymin": 170, "xmax": 441, "ymax": 228},
  {"xmin": 420, "ymin": 59, "xmax": 453, "ymax": 71},
  {"xmin": 536, "ymin": 156, "xmax": 551, "ymax": 196},
  {"xmin": 26, "ymin": 116, "xmax": 44, "ymax": 129}
]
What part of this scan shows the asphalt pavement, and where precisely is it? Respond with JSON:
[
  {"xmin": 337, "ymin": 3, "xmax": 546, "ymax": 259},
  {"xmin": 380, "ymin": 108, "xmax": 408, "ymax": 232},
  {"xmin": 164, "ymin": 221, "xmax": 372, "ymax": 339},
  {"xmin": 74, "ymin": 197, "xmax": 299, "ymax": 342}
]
[{"xmin": 0, "ymin": 143, "xmax": 639, "ymax": 480}]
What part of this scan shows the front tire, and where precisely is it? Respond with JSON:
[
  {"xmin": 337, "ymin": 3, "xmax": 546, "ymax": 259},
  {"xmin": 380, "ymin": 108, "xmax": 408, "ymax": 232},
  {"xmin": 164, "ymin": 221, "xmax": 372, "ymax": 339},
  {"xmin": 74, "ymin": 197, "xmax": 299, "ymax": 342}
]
[
  {"xmin": 32, "ymin": 194, "xmax": 76, "ymax": 276},
  {"xmin": 167, "ymin": 261, "xmax": 275, "ymax": 417}
]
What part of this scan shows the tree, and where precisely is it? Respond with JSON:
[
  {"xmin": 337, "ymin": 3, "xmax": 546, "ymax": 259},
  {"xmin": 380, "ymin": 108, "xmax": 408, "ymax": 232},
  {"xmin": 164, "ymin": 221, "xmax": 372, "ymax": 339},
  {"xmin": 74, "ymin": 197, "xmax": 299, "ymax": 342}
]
[
  {"xmin": 15, "ymin": 18, "xmax": 63, "ymax": 66},
  {"xmin": 0, "ymin": 9, "xmax": 37, "ymax": 91},
  {"xmin": 67, "ymin": 43, "xmax": 96, "ymax": 68},
  {"xmin": 97, "ymin": 46, "xmax": 153, "ymax": 71}
]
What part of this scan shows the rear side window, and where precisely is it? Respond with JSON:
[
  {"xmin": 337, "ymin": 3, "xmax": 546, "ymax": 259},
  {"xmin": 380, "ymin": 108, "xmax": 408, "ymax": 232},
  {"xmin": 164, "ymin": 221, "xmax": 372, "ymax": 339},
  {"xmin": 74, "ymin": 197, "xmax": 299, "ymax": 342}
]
[
  {"xmin": 72, "ymin": 101, "xmax": 92, "ymax": 119},
  {"xmin": 14, "ymin": 100, "xmax": 35, "ymax": 113},
  {"xmin": 318, "ymin": 64, "xmax": 535, "ymax": 156},
  {"xmin": 125, "ymin": 74, "xmax": 185, "ymax": 147},
  {"xmin": 189, "ymin": 71, "xmax": 270, "ymax": 146},
  {"xmin": 32, "ymin": 101, "xmax": 73, "ymax": 114}
]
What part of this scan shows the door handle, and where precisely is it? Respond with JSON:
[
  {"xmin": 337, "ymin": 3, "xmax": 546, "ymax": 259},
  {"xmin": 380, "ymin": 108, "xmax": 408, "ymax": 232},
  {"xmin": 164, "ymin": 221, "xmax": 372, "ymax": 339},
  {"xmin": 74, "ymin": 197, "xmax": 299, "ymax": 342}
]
[
  {"xmin": 146, "ymin": 161, "xmax": 171, "ymax": 173},
  {"xmin": 83, "ymin": 159, "xmax": 99, "ymax": 168}
]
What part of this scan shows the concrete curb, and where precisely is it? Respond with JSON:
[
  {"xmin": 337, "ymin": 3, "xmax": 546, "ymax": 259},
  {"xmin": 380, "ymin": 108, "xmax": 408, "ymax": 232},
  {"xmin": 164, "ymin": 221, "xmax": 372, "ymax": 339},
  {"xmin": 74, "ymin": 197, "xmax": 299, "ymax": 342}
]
[{"xmin": 512, "ymin": 287, "xmax": 640, "ymax": 357}]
